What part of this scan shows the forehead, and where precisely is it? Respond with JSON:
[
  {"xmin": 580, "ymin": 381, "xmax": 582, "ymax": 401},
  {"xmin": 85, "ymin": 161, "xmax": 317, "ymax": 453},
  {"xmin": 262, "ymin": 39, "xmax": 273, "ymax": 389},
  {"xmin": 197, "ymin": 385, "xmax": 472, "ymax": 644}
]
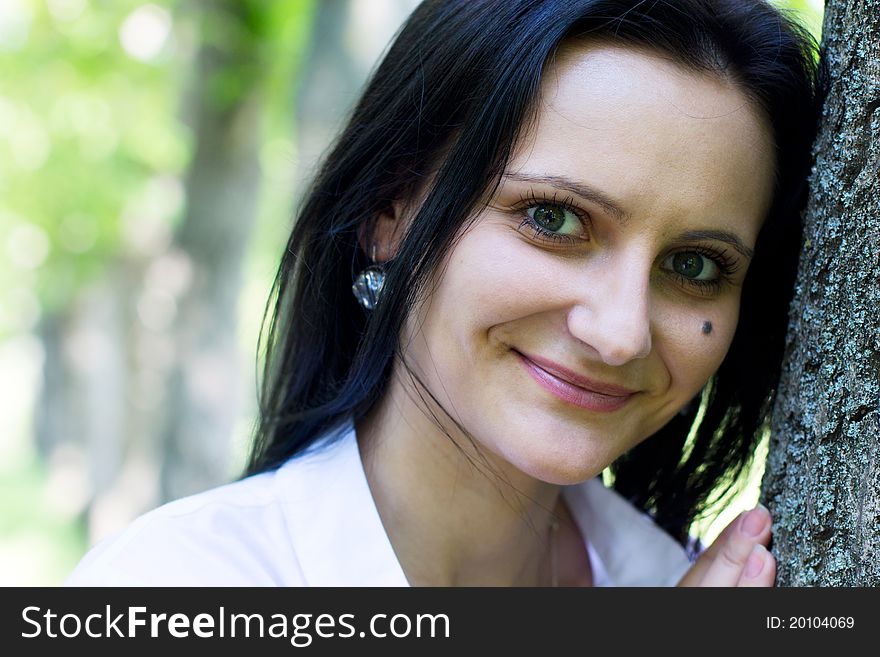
[{"xmin": 508, "ymin": 42, "xmax": 776, "ymax": 241}]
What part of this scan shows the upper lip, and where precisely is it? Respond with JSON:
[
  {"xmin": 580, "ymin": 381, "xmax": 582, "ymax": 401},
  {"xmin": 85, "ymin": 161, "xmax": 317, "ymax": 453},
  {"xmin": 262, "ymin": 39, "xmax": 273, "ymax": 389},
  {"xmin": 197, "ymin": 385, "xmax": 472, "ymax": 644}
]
[{"xmin": 516, "ymin": 351, "xmax": 638, "ymax": 397}]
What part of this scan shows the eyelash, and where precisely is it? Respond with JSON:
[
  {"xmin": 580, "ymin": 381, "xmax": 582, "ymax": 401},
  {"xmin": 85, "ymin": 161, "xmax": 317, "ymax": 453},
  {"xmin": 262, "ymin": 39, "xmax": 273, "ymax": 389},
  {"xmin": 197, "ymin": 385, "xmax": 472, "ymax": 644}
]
[
  {"xmin": 515, "ymin": 190, "xmax": 590, "ymax": 245},
  {"xmin": 514, "ymin": 190, "xmax": 741, "ymax": 295},
  {"xmin": 669, "ymin": 245, "xmax": 740, "ymax": 296}
]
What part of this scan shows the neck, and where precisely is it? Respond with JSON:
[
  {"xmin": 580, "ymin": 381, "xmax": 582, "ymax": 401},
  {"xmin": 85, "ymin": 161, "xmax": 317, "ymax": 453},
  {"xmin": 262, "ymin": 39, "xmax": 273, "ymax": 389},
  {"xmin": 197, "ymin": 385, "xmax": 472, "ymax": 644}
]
[{"xmin": 356, "ymin": 367, "xmax": 563, "ymax": 587}]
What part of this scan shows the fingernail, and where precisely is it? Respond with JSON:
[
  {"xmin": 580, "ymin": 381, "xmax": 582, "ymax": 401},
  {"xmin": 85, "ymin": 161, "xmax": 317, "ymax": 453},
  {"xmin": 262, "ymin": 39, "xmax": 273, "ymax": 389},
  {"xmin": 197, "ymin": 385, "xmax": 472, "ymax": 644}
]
[
  {"xmin": 741, "ymin": 506, "xmax": 768, "ymax": 537},
  {"xmin": 744, "ymin": 544, "xmax": 766, "ymax": 579}
]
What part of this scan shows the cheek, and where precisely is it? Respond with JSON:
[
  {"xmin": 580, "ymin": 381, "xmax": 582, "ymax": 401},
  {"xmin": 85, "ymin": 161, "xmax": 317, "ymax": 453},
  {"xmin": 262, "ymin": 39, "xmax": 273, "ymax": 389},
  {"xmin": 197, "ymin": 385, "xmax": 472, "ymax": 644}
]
[
  {"xmin": 658, "ymin": 297, "xmax": 740, "ymax": 396},
  {"xmin": 432, "ymin": 225, "xmax": 540, "ymax": 331},
  {"xmin": 401, "ymin": 223, "xmax": 522, "ymax": 362}
]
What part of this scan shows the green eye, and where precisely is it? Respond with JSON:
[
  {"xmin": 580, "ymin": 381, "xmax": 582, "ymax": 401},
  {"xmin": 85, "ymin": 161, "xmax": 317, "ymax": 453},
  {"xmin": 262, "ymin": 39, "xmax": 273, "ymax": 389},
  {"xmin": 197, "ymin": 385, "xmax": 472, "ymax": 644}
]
[
  {"xmin": 664, "ymin": 252, "xmax": 719, "ymax": 281},
  {"xmin": 515, "ymin": 193, "xmax": 591, "ymax": 245},
  {"xmin": 526, "ymin": 204, "xmax": 580, "ymax": 235}
]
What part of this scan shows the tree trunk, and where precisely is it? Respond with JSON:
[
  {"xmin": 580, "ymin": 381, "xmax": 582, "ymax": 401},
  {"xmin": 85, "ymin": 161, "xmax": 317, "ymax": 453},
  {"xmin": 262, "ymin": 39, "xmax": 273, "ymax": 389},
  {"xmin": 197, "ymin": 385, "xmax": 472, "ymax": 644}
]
[
  {"xmin": 294, "ymin": 0, "xmax": 420, "ymax": 179},
  {"xmin": 762, "ymin": 0, "xmax": 880, "ymax": 586},
  {"xmin": 159, "ymin": 0, "xmax": 269, "ymax": 501}
]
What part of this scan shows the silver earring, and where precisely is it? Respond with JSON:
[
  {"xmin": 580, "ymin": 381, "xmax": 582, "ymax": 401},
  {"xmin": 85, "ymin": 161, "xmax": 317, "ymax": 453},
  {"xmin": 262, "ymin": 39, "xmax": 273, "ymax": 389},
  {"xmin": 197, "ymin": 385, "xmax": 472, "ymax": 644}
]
[{"xmin": 352, "ymin": 246, "xmax": 386, "ymax": 310}]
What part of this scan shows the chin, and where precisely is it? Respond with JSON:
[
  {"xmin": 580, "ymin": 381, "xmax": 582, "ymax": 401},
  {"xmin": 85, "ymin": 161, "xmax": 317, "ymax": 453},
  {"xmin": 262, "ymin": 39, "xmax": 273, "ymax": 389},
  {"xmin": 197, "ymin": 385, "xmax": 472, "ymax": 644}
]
[
  {"xmin": 471, "ymin": 406, "xmax": 618, "ymax": 486},
  {"xmin": 502, "ymin": 439, "xmax": 610, "ymax": 487}
]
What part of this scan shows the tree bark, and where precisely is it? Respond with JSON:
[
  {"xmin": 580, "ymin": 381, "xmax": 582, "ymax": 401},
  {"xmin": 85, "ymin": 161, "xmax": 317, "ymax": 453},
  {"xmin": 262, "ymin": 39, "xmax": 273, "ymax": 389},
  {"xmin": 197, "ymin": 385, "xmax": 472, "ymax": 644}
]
[{"xmin": 762, "ymin": 0, "xmax": 880, "ymax": 586}]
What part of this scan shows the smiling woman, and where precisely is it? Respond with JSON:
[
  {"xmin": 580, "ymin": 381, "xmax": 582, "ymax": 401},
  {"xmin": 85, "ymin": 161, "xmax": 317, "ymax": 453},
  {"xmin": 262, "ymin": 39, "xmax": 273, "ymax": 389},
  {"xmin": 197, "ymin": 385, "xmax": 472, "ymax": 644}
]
[{"xmin": 67, "ymin": 0, "xmax": 819, "ymax": 587}]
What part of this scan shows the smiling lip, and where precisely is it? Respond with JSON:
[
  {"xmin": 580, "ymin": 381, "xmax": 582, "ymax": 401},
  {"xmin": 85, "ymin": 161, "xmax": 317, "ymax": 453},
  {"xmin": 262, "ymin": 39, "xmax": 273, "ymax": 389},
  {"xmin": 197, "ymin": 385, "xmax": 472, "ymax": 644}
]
[{"xmin": 514, "ymin": 350, "xmax": 637, "ymax": 412}]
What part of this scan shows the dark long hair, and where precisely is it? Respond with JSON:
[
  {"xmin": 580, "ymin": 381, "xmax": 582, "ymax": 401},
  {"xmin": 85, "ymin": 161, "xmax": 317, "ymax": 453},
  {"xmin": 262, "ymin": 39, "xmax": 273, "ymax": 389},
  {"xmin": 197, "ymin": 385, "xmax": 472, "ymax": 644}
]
[{"xmin": 246, "ymin": 0, "xmax": 819, "ymax": 545}]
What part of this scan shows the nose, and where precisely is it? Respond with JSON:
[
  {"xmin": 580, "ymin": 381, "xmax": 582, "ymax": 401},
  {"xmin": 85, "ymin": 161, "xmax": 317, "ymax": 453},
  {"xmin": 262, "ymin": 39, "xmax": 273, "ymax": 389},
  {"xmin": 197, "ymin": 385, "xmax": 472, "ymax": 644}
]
[{"xmin": 566, "ymin": 257, "xmax": 653, "ymax": 367}]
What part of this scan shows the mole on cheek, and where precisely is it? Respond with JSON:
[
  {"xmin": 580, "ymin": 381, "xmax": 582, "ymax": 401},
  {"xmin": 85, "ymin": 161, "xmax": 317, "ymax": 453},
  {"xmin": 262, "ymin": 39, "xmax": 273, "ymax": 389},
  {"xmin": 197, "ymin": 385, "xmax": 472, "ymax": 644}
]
[{"xmin": 702, "ymin": 320, "xmax": 713, "ymax": 335}]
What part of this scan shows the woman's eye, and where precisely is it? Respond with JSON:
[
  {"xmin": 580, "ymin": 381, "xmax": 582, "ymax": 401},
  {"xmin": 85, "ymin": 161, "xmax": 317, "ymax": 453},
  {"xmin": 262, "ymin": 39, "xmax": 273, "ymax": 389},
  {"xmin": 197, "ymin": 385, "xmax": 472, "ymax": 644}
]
[
  {"xmin": 526, "ymin": 204, "xmax": 582, "ymax": 236},
  {"xmin": 663, "ymin": 252, "xmax": 720, "ymax": 281}
]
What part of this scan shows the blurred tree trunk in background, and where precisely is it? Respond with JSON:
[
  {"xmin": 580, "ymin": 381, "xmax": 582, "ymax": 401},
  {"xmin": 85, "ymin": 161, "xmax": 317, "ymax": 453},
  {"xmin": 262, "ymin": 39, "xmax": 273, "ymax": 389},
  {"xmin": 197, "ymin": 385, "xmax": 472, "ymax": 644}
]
[
  {"xmin": 159, "ymin": 0, "xmax": 272, "ymax": 500},
  {"xmin": 293, "ymin": 0, "xmax": 419, "ymax": 183},
  {"xmin": 295, "ymin": 0, "xmax": 360, "ymax": 175},
  {"xmin": 35, "ymin": 274, "xmax": 131, "ymax": 512},
  {"xmin": 762, "ymin": 0, "xmax": 880, "ymax": 585}
]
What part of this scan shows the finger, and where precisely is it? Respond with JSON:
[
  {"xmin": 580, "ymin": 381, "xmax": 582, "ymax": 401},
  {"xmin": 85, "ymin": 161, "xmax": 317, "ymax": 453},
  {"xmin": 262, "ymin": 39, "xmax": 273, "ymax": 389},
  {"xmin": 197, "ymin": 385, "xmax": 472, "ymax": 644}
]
[
  {"xmin": 698, "ymin": 505, "xmax": 772, "ymax": 586},
  {"xmin": 678, "ymin": 510, "xmax": 749, "ymax": 586},
  {"xmin": 737, "ymin": 544, "xmax": 776, "ymax": 587}
]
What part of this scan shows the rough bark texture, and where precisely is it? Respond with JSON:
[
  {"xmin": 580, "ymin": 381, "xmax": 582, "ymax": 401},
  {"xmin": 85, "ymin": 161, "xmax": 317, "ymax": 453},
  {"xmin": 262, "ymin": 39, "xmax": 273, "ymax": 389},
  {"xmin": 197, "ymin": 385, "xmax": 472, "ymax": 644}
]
[{"xmin": 762, "ymin": 0, "xmax": 880, "ymax": 585}]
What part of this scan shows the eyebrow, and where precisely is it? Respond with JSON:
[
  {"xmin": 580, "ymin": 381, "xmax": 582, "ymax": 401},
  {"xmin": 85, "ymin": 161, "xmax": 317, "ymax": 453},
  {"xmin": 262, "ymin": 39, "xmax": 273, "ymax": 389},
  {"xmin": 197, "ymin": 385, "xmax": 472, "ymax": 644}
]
[
  {"xmin": 677, "ymin": 230, "xmax": 754, "ymax": 260},
  {"xmin": 503, "ymin": 172, "xmax": 754, "ymax": 260},
  {"xmin": 504, "ymin": 173, "xmax": 630, "ymax": 224}
]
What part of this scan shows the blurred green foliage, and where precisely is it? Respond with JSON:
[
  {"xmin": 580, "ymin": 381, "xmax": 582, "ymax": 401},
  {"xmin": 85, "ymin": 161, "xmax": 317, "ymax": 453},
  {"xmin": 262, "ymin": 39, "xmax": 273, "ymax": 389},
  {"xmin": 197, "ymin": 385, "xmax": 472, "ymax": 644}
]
[
  {"xmin": 778, "ymin": 0, "xmax": 824, "ymax": 42},
  {"xmin": 0, "ymin": 0, "xmax": 316, "ymax": 585},
  {"xmin": 2, "ymin": 0, "xmax": 183, "ymax": 322},
  {"xmin": 0, "ymin": 0, "xmax": 315, "ymax": 336},
  {"xmin": 0, "ymin": 458, "xmax": 87, "ymax": 585}
]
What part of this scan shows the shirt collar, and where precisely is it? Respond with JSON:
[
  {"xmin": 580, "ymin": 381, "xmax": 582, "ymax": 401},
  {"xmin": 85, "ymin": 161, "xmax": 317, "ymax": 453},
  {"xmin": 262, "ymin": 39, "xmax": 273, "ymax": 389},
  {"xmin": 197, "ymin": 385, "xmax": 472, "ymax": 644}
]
[
  {"xmin": 276, "ymin": 416, "xmax": 691, "ymax": 586},
  {"xmin": 562, "ymin": 478, "xmax": 692, "ymax": 586},
  {"xmin": 274, "ymin": 420, "xmax": 409, "ymax": 586}
]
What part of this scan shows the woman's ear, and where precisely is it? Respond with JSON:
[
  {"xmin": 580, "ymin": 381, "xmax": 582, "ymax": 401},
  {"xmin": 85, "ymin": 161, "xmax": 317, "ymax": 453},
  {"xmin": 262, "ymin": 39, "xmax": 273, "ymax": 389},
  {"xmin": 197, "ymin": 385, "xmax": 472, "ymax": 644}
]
[{"xmin": 357, "ymin": 200, "xmax": 410, "ymax": 262}]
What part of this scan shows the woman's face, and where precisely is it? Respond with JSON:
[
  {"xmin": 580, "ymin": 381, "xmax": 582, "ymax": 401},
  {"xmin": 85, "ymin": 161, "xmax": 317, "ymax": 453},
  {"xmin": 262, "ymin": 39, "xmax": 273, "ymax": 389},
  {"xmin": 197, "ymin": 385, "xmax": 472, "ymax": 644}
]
[{"xmin": 395, "ymin": 43, "xmax": 776, "ymax": 485}]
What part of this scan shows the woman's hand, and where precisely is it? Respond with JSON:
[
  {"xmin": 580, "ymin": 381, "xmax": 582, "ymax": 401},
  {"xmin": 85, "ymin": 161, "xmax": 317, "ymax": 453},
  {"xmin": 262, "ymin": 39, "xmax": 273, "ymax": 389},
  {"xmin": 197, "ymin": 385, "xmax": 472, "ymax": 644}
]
[{"xmin": 677, "ymin": 505, "xmax": 775, "ymax": 587}]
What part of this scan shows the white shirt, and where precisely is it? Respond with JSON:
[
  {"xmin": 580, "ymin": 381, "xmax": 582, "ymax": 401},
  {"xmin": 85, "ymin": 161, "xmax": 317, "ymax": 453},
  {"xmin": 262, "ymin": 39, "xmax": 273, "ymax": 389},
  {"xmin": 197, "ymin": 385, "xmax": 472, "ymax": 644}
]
[{"xmin": 66, "ymin": 418, "xmax": 692, "ymax": 586}]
